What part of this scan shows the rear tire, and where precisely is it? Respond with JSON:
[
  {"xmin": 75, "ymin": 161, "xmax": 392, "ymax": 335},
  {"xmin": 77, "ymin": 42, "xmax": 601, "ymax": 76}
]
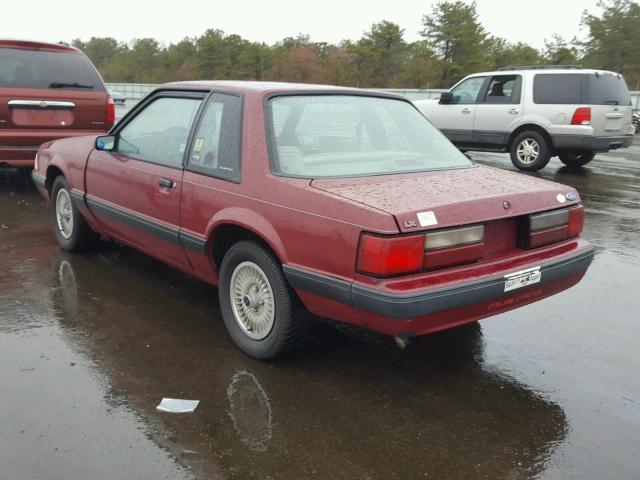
[
  {"xmin": 510, "ymin": 131, "xmax": 551, "ymax": 171},
  {"xmin": 559, "ymin": 150, "xmax": 596, "ymax": 168},
  {"xmin": 218, "ymin": 240, "xmax": 309, "ymax": 359},
  {"xmin": 51, "ymin": 176, "xmax": 97, "ymax": 251}
]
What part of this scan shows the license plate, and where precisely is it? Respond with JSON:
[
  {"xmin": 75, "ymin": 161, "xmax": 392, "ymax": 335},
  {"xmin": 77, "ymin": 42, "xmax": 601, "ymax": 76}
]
[{"xmin": 504, "ymin": 267, "xmax": 541, "ymax": 292}]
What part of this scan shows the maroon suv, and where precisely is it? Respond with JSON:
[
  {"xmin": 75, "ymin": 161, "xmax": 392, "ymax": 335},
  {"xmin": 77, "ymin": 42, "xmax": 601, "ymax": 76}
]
[{"xmin": 0, "ymin": 39, "xmax": 114, "ymax": 170}]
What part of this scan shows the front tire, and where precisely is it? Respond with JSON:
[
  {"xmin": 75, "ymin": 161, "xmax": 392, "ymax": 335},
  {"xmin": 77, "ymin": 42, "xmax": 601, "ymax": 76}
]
[
  {"xmin": 51, "ymin": 176, "xmax": 96, "ymax": 251},
  {"xmin": 218, "ymin": 241, "xmax": 309, "ymax": 359},
  {"xmin": 559, "ymin": 150, "xmax": 596, "ymax": 168},
  {"xmin": 510, "ymin": 131, "xmax": 551, "ymax": 171}
]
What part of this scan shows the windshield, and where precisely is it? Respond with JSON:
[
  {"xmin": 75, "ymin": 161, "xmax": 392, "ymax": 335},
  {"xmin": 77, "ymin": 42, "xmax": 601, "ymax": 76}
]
[
  {"xmin": 0, "ymin": 47, "xmax": 104, "ymax": 91},
  {"xmin": 267, "ymin": 95, "xmax": 472, "ymax": 178}
]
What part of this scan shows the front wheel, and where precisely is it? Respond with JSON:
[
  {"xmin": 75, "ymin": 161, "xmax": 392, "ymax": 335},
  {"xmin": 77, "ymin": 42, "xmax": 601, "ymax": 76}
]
[
  {"xmin": 218, "ymin": 240, "xmax": 309, "ymax": 359},
  {"xmin": 559, "ymin": 150, "xmax": 596, "ymax": 168},
  {"xmin": 509, "ymin": 131, "xmax": 551, "ymax": 171},
  {"xmin": 51, "ymin": 176, "xmax": 96, "ymax": 251}
]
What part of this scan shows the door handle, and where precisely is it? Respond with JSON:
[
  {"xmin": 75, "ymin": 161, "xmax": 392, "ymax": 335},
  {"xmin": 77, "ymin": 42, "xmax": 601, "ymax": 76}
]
[
  {"xmin": 461, "ymin": 108, "xmax": 472, "ymax": 114},
  {"xmin": 158, "ymin": 178, "xmax": 176, "ymax": 189},
  {"xmin": 509, "ymin": 108, "xmax": 520, "ymax": 115}
]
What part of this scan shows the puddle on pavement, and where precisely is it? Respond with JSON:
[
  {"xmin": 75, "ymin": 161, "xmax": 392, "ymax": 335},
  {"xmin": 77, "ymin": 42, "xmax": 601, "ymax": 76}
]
[{"xmin": 1, "ymin": 149, "xmax": 639, "ymax": 479}]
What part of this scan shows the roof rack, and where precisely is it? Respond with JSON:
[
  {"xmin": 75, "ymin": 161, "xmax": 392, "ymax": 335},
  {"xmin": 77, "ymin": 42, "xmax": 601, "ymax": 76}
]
[{"xmin": 497, "ymin": 65, "xmax": 583, "ymax": 71}]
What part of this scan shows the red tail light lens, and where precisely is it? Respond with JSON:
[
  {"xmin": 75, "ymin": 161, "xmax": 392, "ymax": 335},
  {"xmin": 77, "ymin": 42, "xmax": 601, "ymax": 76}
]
[
  {"xmin": 571, "ymin": 107, "xmax": 591, "ymax": 126},
  {"xmin": 357, "ymin": 225, "xmax": 486, "ymax": 277},
  {"xmin": 525, "ymin": 205, "xmax": 584, "ymax": 248},
  {"xmin": 567, "ymin": 205, "xmax": 585, "ymax": 238},
  {"xmin": 357, "ymin": 234, "xmax": 424, "ymax": 276},
  {"xmin": 106, "ymin": 96, "xmax": 115, "ymax": 127}
]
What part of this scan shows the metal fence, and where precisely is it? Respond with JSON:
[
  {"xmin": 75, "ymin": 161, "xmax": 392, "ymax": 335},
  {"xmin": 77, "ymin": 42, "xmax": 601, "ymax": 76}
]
[{"xmin": 105, "ymin": 83, "xmax": 640, "ymax": 108}]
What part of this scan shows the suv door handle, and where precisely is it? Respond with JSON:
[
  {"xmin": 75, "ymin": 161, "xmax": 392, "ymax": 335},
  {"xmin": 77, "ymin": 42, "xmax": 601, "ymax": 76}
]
[
  {"xmin": 508, "ymin": 108, "xmax": 520, "ymax": 115},
  {"xmin": 461, "ymin": 108, "xmax": 472, "ymax": 114},
  {"xmin": 158, "ymin": 178, "xmax": 176, "ymax": 189}
]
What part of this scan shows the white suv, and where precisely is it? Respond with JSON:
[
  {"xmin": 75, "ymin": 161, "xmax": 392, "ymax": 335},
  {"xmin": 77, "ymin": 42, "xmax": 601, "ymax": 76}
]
[{"xmin": 415, "ymin": 66, "xmax": 635, "ymax": 171}]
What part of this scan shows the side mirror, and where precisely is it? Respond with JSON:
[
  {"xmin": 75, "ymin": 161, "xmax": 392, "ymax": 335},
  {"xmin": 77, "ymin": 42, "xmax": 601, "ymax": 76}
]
[
  {"xmin": 439, "ymin": 91, "xmax": 453, "ymax": 104},
  {"xmin": 95, "ymin": 135, "xmax": 116, "ymax": 151}
]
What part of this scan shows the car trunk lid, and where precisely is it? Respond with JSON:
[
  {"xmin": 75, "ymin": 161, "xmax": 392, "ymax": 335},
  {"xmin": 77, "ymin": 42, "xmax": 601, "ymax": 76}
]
[
  {"xmin": 1, "ymin": 88, "xmax": 108, "ymax": 131},
  {"xmin": 311, "ymin": 165, "xmax": 579, "ymax": 233}
]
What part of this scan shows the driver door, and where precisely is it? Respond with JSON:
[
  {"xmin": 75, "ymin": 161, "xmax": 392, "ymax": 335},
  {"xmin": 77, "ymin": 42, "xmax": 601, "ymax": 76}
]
[
  {"xmin": 85, "ymin": 92, "xmax": 204, "ymax": 270},
  {"xmin": 430, "ymin": 76, "xmax": 487, "ymax": 144}
]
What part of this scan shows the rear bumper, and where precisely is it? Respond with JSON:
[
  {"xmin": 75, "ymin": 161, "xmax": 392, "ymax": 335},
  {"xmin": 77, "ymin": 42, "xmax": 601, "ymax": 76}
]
[
  {"xmin": 551, "ymin": 134, "xmax": 633, "ymax": 151},
  {"xmin": 0, "ymin": 129, "xmax": 107, "ymax": 166},
  {"xmin": 31, "ymin": 171, "xmax": 48, "ymax": 198},
  {"xmin": 284, "ymin": 246, "xmax": 594, "ymax": 331},
  {"xmin": 0, "ymin": 145, "xmax": 39, "ymax": 166}
]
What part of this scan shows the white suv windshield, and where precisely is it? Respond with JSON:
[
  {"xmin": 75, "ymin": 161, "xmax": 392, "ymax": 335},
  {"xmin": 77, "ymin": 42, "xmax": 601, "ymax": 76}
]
[{"xmin": 267, "ymin": 95, "xmax": 473, "ymax": 178}]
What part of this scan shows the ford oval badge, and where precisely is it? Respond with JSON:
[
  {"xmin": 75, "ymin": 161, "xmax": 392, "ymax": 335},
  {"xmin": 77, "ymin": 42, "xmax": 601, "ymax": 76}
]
[{"xmin": 566, "ymin": 191, "xmax": 577, "ymax": 201}]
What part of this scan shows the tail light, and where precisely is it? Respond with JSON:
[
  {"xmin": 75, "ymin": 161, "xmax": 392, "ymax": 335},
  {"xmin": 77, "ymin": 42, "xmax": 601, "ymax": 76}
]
[
  {"xmin": 571, "ymin": 107, "xmax": 591, "ymax": 125},
  {"xmin": 524, "ymin": 205, "xmax": 584, "ymax": 248},
  {"xmin": 356, "ymin": 224, "xmax": 485, "ymax": 277},
  {"xmin": 357, "ymin": 234, "xmax": 424, "ymax": 276},
  {"xmin": 567, "ymin": 205, "xmax": 584, "ymax": 238},
  {"xmin": 106, "ymin": 96, "xmax": 115, "ymax": 127}
]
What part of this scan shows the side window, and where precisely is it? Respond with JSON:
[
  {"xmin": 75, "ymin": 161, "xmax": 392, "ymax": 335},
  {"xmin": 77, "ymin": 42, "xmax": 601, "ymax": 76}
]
[
  {"xmin": 533, "ymin": 74, "xmax": 583, "ymax": 104},
  {"xmin": 481, "ymin": 75, "xmax": 522, "ymax": 104},
  {"xmin": 188, "ymin": 93, "xmax": 242, "ymax": 182},
  {"xmin": 117, "ymin": 97, "xmax": 201, "ymax": 167},
  {"xmin": 450, "ymin": 77, "xmax": 486, "ymax": 104}
]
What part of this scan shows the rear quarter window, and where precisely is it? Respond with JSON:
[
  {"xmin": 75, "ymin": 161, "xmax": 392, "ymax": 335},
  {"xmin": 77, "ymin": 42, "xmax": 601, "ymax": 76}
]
[
  {"xmin": 533, "ymin": 74, "xmax": 582, "ymax": 104},
  {"xmin": 533, "ymin": 72, "xmax": 631, "ymax": 105},
  {"xmin": 0, "ymin": 47, "xmax": 104, "ymax": 91}
]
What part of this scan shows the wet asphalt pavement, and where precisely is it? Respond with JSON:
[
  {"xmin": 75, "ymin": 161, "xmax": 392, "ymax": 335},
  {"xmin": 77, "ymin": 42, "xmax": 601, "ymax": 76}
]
[{"xmin": 1, "ymin": 142, "xmax": 639, "ymax": 480}]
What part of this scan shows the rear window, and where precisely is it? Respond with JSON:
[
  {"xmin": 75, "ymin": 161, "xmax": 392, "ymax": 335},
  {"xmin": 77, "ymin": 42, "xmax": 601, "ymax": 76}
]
[
  {"xmin": 534, "ymin": 73, "xmax": 631, "ymax": 105},
  {"xmin": 587, "ymin": 74, "xmax": 631, "ymax": 105},
  {"xmin": 267, "ymin": 95, "xmax": 472, "ymax": 178},
  {"xmin": 0, "ymin": 47, "xmax": 104, "ymax": 91}
]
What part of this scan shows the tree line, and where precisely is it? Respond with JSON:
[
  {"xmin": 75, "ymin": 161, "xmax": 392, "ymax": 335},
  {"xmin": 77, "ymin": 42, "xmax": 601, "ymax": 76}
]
[{"xmin": 71, "ymin": 0, "xmax": 640, "ymax": 90}]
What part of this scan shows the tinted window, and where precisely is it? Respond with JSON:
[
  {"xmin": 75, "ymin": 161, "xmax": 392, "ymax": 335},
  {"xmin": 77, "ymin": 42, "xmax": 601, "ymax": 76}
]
[
  {"xmin": 534, "ymin": 74, "xmax": 582, "ymax": 104},
  {"xmin": 481, "ymin": 75, "xmax": 521, "ymax": 104},
  {"xmin": 117, "ymin": 97, "xmax": 201, "ymax": 167},
  {"xmin": 188, "ymin": 94, "xmax": 243, "ymax": 181},
  {"xmin": 586, "ymin": 74, "xmax": 631, "ymax": 106},
  {"xmin": 450, "ymin": 77, "xmax": 486, "ymax": 104},
  {"xmin": 268, "ymin": 95, "xmax": 472, "ymax": 178},
  {"xmin": 534, "ymin": 73, "xmax": 632, "ymax": 105},
  {"xmin": 0, "ymin": 47, "xmax": 104, "ymax": 91}
]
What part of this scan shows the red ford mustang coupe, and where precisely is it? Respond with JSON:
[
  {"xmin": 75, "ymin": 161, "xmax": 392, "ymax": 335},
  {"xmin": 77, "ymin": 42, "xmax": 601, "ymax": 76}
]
[{"xmin": 32, "ymin": 81, "xmax": 594, "ymax": 359}]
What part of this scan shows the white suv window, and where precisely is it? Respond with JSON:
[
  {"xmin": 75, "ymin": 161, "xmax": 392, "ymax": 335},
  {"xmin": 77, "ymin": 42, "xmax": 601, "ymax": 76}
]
[
  {"xmin": 449, "ymin": 77, "xmax": 486, "ymax": 104},
  {"xmin": 481, "ymin": 75, "xmax": 522, "ymax": 104}
]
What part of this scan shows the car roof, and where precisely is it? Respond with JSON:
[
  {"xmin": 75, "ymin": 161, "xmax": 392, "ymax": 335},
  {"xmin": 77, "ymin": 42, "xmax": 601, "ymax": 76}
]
[
  {"xmin": 0, "ymin": 39, "xmax": 81, "ymax": 53},
  {"xmin": 468, "ymin": 68, "xmax": 620, "ymax": 77},
  {"xmin": 163, "ymin": 80, "xmax": 406, "ymax": 98}
]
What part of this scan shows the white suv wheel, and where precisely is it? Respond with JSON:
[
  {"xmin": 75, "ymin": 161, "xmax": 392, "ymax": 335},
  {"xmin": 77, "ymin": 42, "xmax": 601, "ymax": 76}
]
[{"xmin": 516, "ymin": 139, "xmax": 540, "ymax": 165}]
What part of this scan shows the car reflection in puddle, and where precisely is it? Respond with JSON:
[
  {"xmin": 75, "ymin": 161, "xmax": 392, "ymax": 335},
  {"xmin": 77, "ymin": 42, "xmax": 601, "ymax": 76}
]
[
  {"xmin": 43, "ymin": 251, "xmax": 568, "ymax": 479},
  {"xmin": 227, "ymin": 370, "xmax": 273, "ymax": 452}
]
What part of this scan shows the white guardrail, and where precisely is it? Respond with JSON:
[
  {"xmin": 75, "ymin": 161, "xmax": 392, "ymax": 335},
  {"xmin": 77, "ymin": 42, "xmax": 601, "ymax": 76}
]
[{"xmin": 105, "ymin": 83, "xmax": 640, "ymax": 108}]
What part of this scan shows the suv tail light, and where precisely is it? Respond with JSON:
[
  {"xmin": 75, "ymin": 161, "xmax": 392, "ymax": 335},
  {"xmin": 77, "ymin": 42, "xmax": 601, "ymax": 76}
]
[
  {"xmin": 106, "ymin": 96, "xmax": 115, "ymax": 127},
  {"xmin": 525, "ymin": 205, "xmax": 584, "ymax": 248},
  {"xmin": 571, "ymin": 107, "xmax": 591, "ymax": 126},
  {"xmin": 356, "ymin": 224, "xmax": 485, "ymax": 277}
]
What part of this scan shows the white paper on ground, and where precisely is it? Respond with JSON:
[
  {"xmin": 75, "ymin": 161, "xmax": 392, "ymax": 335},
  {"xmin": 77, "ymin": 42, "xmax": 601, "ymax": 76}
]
[{"xmin": 156, "ymin": 398, "xmax": 200, "ymax": 413}]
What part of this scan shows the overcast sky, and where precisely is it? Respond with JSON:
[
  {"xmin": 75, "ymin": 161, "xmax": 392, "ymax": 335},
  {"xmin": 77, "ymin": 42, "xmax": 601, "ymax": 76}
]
[{"xmin": 5, "ymin": 0, "xmax": 602, "ymax": 49}]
